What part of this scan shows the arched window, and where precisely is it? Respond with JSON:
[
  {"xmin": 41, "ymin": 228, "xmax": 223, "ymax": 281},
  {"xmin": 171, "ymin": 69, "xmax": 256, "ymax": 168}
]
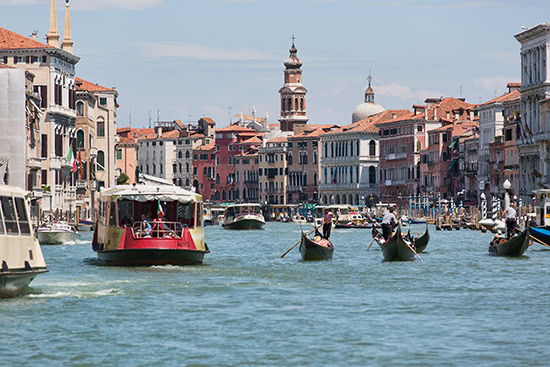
[
  {"xmin": 76, "ymin": 101, "xmax": 84, "ymax": 117},
  {"xmin": 178, "ymin": 151, "xmax": 183, "ymax": 159},
  {"xmin": 324, "ymin": 167, "xmax": 327, "ymax": 184},
  {"xmin": 369, "ymin": 140, "xmax": 376, "ymax": 156},
  {"xmin": 185, "ymin": 150, "xmax": 190, "ymax": 158},
  {"xmin": 186, "ymin": 178, "xmax": 190, "ymax": 186},
  {"xmin": 369, "ymin": 166, "xmax": 376, "ymax": 184},
  {"xmin": 97, "ymin": 150, "xmax": 105, "ymax": 171},
  {"xmin": 222, "ymin": 191, "xmax": 226, "ymax": 201},
  {"xmin": 303, "ymin": 172, "xmax": 307, "ymax": 186},
  {"xmin": 314, "ymin": 172, "xmax": 318, "ymax": 186},
  {"xmin": 76, "ymin": 129, "xmax": 85, "ymax": 150},
  {"xmin": 97, "ymin": 118, "xmax": 105, "ymax": 137},
  {"xmin": 300, "ymin": 98, "xmax": 304, "ymax": 111},
  {"xmin": 357, "ymin": 140, "xmax": 360, "ymax": 155},
  {"xmin": 288, "ymin": 154, "xmax": 293, "ymax": 165},
  {"xmin": 216, "ymin": 174, "xmax": 220, "ymax": 184},
  {"xmin": 294, "ymin": 97, "xmax": 298, "ymax": 110},
  {"xmin": 416, "ymin": 140, "xmax": 422, "ymax": 152},
  {"xmin": 286, "ymin": 98, "xmax": 290, "ymax": 111}
]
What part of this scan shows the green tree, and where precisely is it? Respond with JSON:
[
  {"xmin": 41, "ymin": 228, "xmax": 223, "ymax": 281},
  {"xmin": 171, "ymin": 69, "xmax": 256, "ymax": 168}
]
[{"xmin": 117, "ymin": 172, "xmax": 129, "ymax": 185}]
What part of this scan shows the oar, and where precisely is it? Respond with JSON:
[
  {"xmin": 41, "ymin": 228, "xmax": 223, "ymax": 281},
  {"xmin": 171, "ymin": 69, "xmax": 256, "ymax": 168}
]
[
  {"xmin": 280, "ymin": 228, "xmax": 315, "ymax": 258},
  {"xmin": 528, "ymin": 234, "xmax": 550, "ymax": 250},
  {"xmin": 366, "ymin": 234, "xmax": 381, "ymax": 252},
  {"xmin": 402, "ymin": 238, "xmax": 423, "ymax": 262}
]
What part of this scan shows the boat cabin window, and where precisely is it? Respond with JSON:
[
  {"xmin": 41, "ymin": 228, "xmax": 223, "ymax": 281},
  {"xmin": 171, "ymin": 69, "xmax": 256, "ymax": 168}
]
[
  {"xmin": 177, "ymin": 202, "xmax": 196, "ymax": 228},
  {"xmin": 195, "ymin": 203, "xmax": 203, "ymax": 227},
  {"xmin": 118, "ymin": 201, "xmax": 134, "ymax": 227},
  {"xmin": 15, "ymin": 198, "xmax": 31, "ymax": 235},
  {"xmin": 109, "ymin": 201, "xmax": 117, "ymax": 226},
  {"xmin": 0, "ymin": 196, "xmax": 19, "ymax": 235}
]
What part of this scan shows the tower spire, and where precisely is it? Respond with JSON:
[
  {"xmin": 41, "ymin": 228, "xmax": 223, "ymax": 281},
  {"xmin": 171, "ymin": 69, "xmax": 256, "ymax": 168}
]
[
  {"xmin": 46, "ymin": 0, "xmax": 60, "ymax": 47},
  {"xmin": 62, "ymin": 0, "xmax": 73, "ymax": 53},
  {"xmin": 365, "ymin": 71, "xmax": 375, "ymax": 103}
]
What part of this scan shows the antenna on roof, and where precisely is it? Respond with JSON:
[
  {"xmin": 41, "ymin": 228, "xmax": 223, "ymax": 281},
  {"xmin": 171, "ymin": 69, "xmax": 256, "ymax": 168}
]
[
  {"xmin": 148, "ymin": 110, "xmax": 152, "ymax": 129},
  {"xmin": 157, "ymin": 109, "xmax": 160, "ymax": 123}
]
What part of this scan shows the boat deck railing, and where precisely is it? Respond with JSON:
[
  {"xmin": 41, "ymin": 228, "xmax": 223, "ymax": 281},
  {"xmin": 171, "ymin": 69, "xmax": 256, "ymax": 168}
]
[{"xmin": 131, "ymin": 221, "xmax": 190, "ymax": 239}]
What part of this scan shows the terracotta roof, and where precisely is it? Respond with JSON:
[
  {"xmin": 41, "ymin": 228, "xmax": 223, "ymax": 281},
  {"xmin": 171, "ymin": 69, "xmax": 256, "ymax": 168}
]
[
  {"xmin": 507, "ymin": 82, "xmax": 521, "ymax": 88},
  {"xmin": 241, "ymin": 136, "xmax": 262, "ymax": 144},
  {"xmin": 291, "ymin": 127, "xmax": 329, "ymax": 139},
  {"xmin": 194, "ymin": 142, "xmax": 215, "ymax": 151},
  {"xmin": 307, "ymin": 124, "xmax": 339, "ymax": 129},
  {"xmin": 175, "ymin": 120, "xmax": 185, "ymax": 129},
  {"xmin": 200, "ymin": 117, "xmax": 216, "ymax": 125},
  {"xmin": 117, "ymin": 127, "xmax": 131, "ymax": 134},
  {"xmin": 237, "ymin": 131, "xmax": 257, "ymax": 136},
  {"xmin": 267, "ymin": 137, "xmax": 288, "ymax": 143},
  {"xmin": 235, "ymin": 113, "xmax": 264, "ymax": 123},
  {"xmin": 430, "ymin": 120, "xmax": 479, "ymax": 136},
  {"xmin": 76, "ymin": 77, "xmax": 114, "ymax": 92},
  {"xmin": 119, "ymin": 137, "xmax": 137, "ymax": 145},
  {"xmin": 426, "ymin": 97, "xmax": 476, "ymax": 120},
  {"xmin": 479, "ymin": 90, "xmax": 521, "ymax": 106},
  {"xmin": 161, "ymin": 130, "xmax": 181, "ymax": 139},
  {"xmin": 190, "ymin": 132, "xmax": 206, "ymax": 139},
  {"xmin": 375, "ymin": 111, "xmax": 424, "ymax": 126},
  {"xmin": 216, "ymin": 124, "xmax": 255, "ymax": 132},
  {"xmin": 0, "ymin": 27, "xmax": 53, "ymax": 50}
]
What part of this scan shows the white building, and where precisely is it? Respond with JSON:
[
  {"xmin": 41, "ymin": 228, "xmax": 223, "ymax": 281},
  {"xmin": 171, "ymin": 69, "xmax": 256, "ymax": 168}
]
[
  {"xmin": 138, "ymin": 122, "xmax": 193, "ymax": 188},
  {"xmin": 515, "ymin": 23, "xmax": 550, "ymax": 203}
]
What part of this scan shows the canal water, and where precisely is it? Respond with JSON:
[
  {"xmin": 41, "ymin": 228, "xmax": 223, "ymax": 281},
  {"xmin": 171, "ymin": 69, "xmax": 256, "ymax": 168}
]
[{"xmin": 2, "ymin": 223, "xmax": 550, "ymax": 366}]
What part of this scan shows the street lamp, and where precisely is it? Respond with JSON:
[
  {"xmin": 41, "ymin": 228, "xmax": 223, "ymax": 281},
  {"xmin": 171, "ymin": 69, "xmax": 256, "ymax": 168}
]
[{"xmin": 503, "ymin": 179, "xmax": 511, "ymax": 210}]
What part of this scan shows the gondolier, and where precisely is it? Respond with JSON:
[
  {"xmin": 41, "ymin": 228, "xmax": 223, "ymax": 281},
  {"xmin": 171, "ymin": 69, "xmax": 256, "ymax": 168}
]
[
  {"xmin": 381, "ymin": 207, "xmax": 397, "ymax": 241},
  {"xmin": 322, "ymin": 209, "xmax": 335, "ymax": 239},
  {"xmin": 502, "ymin": 202, "xmax": 517, "ymax": 239}
]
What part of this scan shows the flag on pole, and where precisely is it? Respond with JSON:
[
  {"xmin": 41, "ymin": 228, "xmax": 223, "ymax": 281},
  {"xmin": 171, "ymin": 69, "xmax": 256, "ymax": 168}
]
[
  {"xmin": 67, "ymin": 145, "xmax": 76, "ymax": 173},
  {"xmin": 78, "ymin": 149, "xmax": 84, "ymax": 177},
  {"xmin": 157, "ymin": 201, "xmax": 165, "ymax": 217}
]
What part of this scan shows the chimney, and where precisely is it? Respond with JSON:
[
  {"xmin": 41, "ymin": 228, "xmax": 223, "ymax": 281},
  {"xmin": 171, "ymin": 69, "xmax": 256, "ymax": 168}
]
[
  {"xmin": 46, "ymin": 0, "xmax": 60, "ymax": 47},
  {"xmin": 61, "ymin": 0, "xmax": 73, "ymax": 53},
  {"xmin": 32, "ymin": 31, "xmax": 37, "ymax": 41}
]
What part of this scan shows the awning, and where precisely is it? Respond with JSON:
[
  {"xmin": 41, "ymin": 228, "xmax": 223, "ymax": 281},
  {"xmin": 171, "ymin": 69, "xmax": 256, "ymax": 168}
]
[{"xmin": 447, "ymin": 158, "xmax": 458, "ymax": 171}]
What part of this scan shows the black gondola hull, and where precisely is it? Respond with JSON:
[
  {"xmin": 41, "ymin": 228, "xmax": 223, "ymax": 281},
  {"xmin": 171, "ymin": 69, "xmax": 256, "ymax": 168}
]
[
  {"xmin": 299, "ymin": 232, "xmax": 334, "ymax": 261},
  {"xmin": 488, "ymin": 228, "xmax": 529, "ymax": 257},
  {"xmin": 378, "ymin": 228, "xmax": 416, "ymax": 261}
]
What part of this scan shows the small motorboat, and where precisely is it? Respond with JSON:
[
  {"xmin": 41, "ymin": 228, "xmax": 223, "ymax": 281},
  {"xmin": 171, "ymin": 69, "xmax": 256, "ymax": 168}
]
[
  {"xmin": 222, "ymin": 204, "xmax": 265, "ymax": 230},
  {"xmin": 0, "ymin": 185, "xmax": 48, "ymax": 298},
  {"xmin": 299, "ymin": 230, "xmax": 334, "ymax": 261},
  {"xmin": 292, "ymin": 215, "xmax": 307, "ymax": 224},
  {"xmin": 77, "ymin": 218, "xmax": 94, "ymax": 231},
  {"xmin": 37, "ymin": 221, "xmax": 80, "ymax": 245},
  {"xmin": 488, "ymin": 228, "xmax": 530, "ymax": 257}
]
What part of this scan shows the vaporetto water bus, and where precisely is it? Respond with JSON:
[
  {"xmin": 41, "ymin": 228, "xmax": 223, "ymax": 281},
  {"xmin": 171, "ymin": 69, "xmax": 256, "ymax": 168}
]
[
  {"xmin": 92, "ymin": 184, "xmax": 209, "ymax": 266},
  {"xmin": 222, "ymin": 203, "xmax": 265, "ymax": 230},
  {"xmin": 0, "ymin": 185, "xmax": 47, "ymax": 298}
]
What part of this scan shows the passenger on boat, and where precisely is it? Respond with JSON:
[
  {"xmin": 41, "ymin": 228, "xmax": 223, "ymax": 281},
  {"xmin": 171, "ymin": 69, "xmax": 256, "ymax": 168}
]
[
  {"xmin": 141, "ymin": 214, "xmax": 152, "ymax": 237},
  {"xmin": 381, "ymin": 207, "xmax": 397, "ymax": 241},
  {"xmin": 491, "ymin": 230, "xmax": 504, "ymax": 247},
  {"xmin": 502, "ymin": 202, "xmax": 517, "ymax": 239},
  {"xmin": 152, "ymin": 215, "xmax": 165, "ymax": 237},
  {"xmin": 322, "ymin": 209, "xmax": 334, "ymax": 239}
]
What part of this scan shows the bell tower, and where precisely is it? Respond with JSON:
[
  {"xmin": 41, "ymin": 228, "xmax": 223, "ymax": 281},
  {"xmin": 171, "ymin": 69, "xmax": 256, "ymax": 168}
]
[{"xmin": 278, "ymin": 36, "xmax": 308, "ymax": 132}]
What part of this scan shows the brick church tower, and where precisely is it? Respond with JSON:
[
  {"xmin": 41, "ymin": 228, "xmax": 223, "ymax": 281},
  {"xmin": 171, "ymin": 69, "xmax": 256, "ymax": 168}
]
[{"xmin": 279, "ymin": 38, "xmax": 308, "ymax": 132}]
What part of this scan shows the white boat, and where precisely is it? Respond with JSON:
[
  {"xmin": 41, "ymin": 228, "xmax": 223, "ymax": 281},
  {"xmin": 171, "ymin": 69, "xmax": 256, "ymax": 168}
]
[
  {"xmin": 0, "ymin": 185, "xmax": 48, "ymax": 298},
  {"xmin": 222, "ymin": 204, "xmax": 265, "ymax": 230},
  {"xmin": 292, "ymin": 215, "xmax": 307, "ymax": 224},
  {"xmin": 37, "ymin": 221, "xmax": 80, "ymax": 245}
]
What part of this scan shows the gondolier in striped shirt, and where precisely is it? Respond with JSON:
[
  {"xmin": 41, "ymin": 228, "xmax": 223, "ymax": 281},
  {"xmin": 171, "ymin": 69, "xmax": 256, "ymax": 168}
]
[
  {"xmin": 381, "ymin": 207, "xmax": 397, "ymax": 241},
  {"xmin": 502, "ymin": 202, "xmax": 517, "ymax": 239}
]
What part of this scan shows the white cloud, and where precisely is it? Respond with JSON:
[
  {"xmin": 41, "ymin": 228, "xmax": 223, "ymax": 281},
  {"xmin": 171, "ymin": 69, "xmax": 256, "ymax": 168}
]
[
  {"xmin": 0, "ymin": 0, "xmax": 41, "ymax": 4},
  {"xmin": 376, "ymin": 82, "xmax": 443, "ymax": 101},
  {"xmin": 136, "ymin": 42, "xmax": 272, "ymax": 61},
  {"xmin": 473, "ymin": 76, "xmax": 518, "ymax": 92}
]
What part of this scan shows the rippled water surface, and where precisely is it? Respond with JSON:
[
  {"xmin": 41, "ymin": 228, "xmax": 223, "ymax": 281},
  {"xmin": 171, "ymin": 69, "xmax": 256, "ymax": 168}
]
[{"xmin": 2, "ymin": 223, "xmax": 550, "ymax": 366}]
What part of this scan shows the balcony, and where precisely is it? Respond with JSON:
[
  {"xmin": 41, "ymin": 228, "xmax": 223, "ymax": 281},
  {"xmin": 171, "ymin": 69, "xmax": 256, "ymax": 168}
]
[
  {"xmin": 383, "ymin": 179, "xmax": 406, "ymax": 186},
  {"xmin": 28, "ymin": 157, "xmax": 42, "ymax": 170},
  {"xmin": 384, "ymin": 152, "xmax": 407, "ymax": 161},
  {"xmin": 76, "ymin": 180, "xmax": 87, "ymax": 189},
  {"xmin": 89, "ymin": 147, "xmax": 98, "ymax": 158},
  {"xmin": 50, "ymin": 157, "xmax": 62, "ymax": 170}
]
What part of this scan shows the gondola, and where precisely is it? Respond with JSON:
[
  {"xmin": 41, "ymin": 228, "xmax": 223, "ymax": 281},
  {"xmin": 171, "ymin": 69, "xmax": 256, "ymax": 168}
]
[
  {"xmin": 299, "ymin": 230, "xmax": 334, "ymax": 261},
  {"xmin": 373, "ymin": 226, "xmax": 429, "ymax": 254},
  {"xmin": 488, "ymin": 227, "xmax": 530, "ymax": 257},
  {"xmin": 374, "ymin": 227, "xmax": 416, "ymax": 261}
]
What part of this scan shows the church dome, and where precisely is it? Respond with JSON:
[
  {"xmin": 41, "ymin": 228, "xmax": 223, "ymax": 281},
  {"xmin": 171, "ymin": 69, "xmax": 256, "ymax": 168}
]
[
  {"xmin": 352, "ymin": 73, "xmax": 384, "ymax": 123},
  {"xmin": 352, "ymin": 102, "xmax": 385, "ymax": 123}
]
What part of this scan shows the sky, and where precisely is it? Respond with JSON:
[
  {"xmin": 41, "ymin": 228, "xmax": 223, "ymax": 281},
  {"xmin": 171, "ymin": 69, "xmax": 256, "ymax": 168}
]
[{"xmin": 2, "ymin": 0, "xmax": 550, "ymax": 129}]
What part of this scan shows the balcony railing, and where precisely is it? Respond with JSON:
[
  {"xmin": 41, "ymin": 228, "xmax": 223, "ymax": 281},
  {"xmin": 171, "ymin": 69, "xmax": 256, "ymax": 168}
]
[
  {"xmin": 384, "ymin": 152, "xmax": 408, "ymax": 161},
  {"xmin": 76, "ymin": 180, "xmax": 87, "ymax": 189},
  {"xmin": 28, "ymin": 157, "xmax": 42, "ymax": 170},
  {"xmin": 50, "ymin": 157, "xmax": 62, "ymax": 170}
]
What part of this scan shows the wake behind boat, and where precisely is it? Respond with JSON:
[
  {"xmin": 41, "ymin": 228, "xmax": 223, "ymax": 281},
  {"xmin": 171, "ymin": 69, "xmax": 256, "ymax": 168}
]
[
  {"xmin": 0, "ymin": 185, "xmax": 47, "ymax": 298},
  {"xmin": 222, "ymin": 204, "xmax": 265, "ymax": 230},
  {"xmin": 37, "ymin": 221, "xmax": 80, "ymax": 245},
  {"xmin": 92, "ymin": 184, "xmax": 209, "ymax": 266}
]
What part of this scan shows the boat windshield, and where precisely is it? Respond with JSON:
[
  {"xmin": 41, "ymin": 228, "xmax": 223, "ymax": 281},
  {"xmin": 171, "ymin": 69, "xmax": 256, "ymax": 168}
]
[
  {"xmin": 114, "ymin": 199, "xmax": 200, "ymax": 229},
  {"xmin": 235, "ymin": 206, "xmax": 260, "ymax": 215}
]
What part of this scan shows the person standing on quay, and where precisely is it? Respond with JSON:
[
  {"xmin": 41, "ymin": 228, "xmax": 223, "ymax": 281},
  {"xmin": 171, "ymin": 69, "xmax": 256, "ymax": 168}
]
[
  {"xmin": 322, "ymin": 209, "xmax": 335, "ymax": 239},
  {"xmin": 381, "ymin": 207, "xmax": 397, "ymax": 241}
]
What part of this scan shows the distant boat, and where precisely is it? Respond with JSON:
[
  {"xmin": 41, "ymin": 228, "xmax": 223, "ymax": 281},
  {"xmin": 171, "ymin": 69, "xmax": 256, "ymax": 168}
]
[
  {"xmin": 409, "ymin": 217, "xmax": 427, "ymax": 224},
  {"xmin": 37, "ymin": 222, "xmax": 80, "ymax": 245},
  {"xmin": 222, "ymin": 203, "xmax": 265, "ymax": 230},
  {"xmin": 292, "ymin": 215, "xmax": 307, "ymax": 224},
  {"xmin": 77, "ymin": 219, "xmax": 94, "ymax": 231},
  {"xmin": 0, "ymin": 185, "xmax": 48, "ymax": 298}
]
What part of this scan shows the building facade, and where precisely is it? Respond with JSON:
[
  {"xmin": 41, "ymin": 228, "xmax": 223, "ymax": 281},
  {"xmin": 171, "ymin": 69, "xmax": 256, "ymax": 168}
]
[
  {"xmin": 258, "ymin": 137, "xmax": 288, "ymax": 205},
  {"xmin": 192, "ymin": 142, "xmax": 215, "ymax": 201}
]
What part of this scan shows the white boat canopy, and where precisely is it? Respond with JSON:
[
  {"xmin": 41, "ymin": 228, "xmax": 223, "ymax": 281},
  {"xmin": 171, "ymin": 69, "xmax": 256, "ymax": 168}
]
[{"xmin": 99, "ymin": 185, "xmax": 200, "ymax": 203}]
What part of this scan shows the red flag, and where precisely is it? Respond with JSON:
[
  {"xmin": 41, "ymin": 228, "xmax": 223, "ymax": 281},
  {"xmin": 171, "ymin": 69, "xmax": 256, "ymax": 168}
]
[{"xmin": 78, "ymin": 150, "xmax": 84, "ymax": 177}]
